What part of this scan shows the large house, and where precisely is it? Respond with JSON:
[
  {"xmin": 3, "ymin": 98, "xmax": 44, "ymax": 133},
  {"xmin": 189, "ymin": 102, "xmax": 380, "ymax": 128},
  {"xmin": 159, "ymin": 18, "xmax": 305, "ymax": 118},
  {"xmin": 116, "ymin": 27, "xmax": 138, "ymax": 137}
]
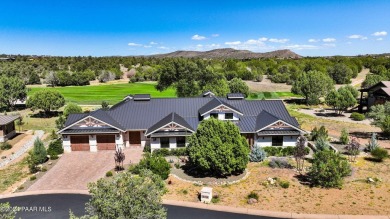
[
  {"xmin": 59, "ymin": 93, "xmax": 305, "ymax": 152},
  {"xmin": 0, "ymin": 115, "xmax": 20, "ymax": 142},
  {"xmin": 359, "ymin": 81, "xmax": 390, "ymax": 112}
]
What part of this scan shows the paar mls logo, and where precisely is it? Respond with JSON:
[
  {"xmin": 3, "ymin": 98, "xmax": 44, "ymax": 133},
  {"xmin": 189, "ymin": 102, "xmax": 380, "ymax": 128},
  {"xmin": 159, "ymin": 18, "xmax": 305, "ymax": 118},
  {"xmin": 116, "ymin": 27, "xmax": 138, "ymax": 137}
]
[{"xmin": 2, "ymin": 206, "xmax": 52, "ymax": 212}]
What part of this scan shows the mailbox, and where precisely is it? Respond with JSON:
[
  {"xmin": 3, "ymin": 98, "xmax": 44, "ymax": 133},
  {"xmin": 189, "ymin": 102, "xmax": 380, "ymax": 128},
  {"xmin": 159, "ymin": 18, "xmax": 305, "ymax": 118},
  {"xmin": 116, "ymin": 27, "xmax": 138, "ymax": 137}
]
[{"xmin": 200, "ymin": 187, "xmax": 212, "ymax": 203}]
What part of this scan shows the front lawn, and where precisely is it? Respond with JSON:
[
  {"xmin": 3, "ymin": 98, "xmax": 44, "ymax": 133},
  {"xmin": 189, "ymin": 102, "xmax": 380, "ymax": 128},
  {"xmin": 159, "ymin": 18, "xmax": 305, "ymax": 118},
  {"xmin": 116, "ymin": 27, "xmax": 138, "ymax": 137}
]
[
  {"xmin": 28, "ymin": 82, "xmax": 177, "ymax": 105},
  {"xmin": 164, "ymin": 157, "xmax": 390, "ymax": 215}
]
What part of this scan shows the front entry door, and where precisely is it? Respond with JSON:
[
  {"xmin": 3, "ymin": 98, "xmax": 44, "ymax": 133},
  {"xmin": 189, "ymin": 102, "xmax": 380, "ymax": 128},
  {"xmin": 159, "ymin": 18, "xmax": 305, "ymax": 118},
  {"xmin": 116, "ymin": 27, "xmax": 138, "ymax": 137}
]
[{"xmin": 129, "ymin": 131, "xmax": 141, "ymax": 146}]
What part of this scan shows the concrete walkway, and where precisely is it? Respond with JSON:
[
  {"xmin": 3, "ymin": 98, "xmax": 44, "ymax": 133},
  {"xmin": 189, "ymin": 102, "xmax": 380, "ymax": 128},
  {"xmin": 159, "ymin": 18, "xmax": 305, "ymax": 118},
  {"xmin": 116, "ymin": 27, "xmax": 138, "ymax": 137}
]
[
  {"xmin": 0, "ymin": 130, "xmax": 44, "ymax": 168},
  {"xmin": 1, "ymin": 191, "xmax": 389, "ymax": 219}
]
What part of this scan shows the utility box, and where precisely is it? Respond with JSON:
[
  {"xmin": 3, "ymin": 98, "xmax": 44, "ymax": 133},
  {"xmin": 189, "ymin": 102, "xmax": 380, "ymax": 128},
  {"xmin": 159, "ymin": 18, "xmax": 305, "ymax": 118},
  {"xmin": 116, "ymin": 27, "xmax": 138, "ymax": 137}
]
[{"xmin": 200, "ymin": 187, "xmax": 212, "ymax": 203}]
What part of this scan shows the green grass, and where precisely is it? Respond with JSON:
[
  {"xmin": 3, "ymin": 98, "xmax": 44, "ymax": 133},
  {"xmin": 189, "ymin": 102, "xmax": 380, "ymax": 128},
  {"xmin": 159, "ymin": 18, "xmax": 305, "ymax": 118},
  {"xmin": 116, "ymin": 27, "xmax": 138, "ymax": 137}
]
[
  {"xmin": 28, "ymin": 82, "xmax": 176, "ymax": 105},
  {"xmin": 248, "ymin": 92, "xmax": 301, "ymax": 100}
]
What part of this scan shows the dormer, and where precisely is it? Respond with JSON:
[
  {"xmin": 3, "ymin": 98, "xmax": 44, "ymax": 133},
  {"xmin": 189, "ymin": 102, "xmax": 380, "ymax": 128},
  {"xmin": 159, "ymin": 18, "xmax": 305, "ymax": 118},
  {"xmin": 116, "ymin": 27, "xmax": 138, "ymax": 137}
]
[{"xmin": 198, "ymin": 97, "xmax": 243, "ymax": 121}]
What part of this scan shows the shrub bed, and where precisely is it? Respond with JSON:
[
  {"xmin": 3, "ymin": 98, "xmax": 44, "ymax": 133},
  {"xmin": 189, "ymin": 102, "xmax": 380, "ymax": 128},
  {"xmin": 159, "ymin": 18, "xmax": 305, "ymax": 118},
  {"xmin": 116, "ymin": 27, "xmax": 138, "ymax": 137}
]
[
  {"xmin": 0, "ymin": 142, "xmax": 12, "ymax": 150},
  {"xmin": 263, "ymin": 146, "xmax": 309, "ymax": 157},
  {"xmin": 350, "ymin": 112, "xmax": 365, "ymax": 121},
  {"xmin": 152, "ymin": 148, "xmax": 188, "ymax": 157}
]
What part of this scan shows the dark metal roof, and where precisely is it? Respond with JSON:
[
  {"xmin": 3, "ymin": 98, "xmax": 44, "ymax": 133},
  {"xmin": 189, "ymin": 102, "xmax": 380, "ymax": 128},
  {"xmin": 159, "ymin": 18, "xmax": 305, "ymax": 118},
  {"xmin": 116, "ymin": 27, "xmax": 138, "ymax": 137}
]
[
  {"xmin": 0, "ymin": 115, "xmax": 20, "ymax": 125},
  {"xmin": 151, "ymin": 131, "xmax": 192, "ymax": 137},
  {"xmin": 145, "ymin": 112, "xmax": 194, "ymax": 136},
  {"xmin": 61, "ymin": 128, "xmax": 120, "ymax": 134},
  {"xmin": 198, "ymin": 97, "xmax": 243, "ymax": 116},
  {"xmin": 64, "ymin": 113, "xmax": 88, "ymax": 127},
  {"xmin": 227, "ymin": 93, "xmax": 245, "ymax": 99},
  {"xmin": 134, "ymin": 94, "xmax": 151, "ymax": 101},
  {"xmin": 64, "ymin": 96, "xmax": 300, "ymax": 134},
  {"xmin": 257, "ymin": 130, "xmax": 301, "ymax": 135},
  {"xmin": 255, "ymin": 110, "xmax": 280, "ymax": 131}
]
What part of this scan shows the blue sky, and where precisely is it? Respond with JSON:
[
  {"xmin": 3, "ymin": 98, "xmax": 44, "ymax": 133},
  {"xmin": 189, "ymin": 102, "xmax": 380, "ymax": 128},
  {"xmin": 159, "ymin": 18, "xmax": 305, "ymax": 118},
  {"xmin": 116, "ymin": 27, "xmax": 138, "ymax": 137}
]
[{"xmin": 0, "ymin": 0, "xmax": 389, "ymax": 56}]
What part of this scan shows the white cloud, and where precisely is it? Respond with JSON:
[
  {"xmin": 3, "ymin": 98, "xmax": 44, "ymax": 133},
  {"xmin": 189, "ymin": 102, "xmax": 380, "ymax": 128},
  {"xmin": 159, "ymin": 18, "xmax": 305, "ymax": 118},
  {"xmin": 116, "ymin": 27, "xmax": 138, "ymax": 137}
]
[
  {"xmin": 348, "ymin": 35, "xmax": 368, "ymax": 40},
  {"xmin": 377, "ymin": 38, "xmax": 383, "ymax": 41},
  {"xmin": 308, "ymin": 39, "xmax": 320, "ymax": 43},
  {"xmin": 128, "ymin": 42, "xmax": 142, "ymax": 46},
  {"xmin": 211, "ymin": 34, "xmax": 219, "ymax": 37},
  {"xmin": 258, "ymin": 37, "xmax": 268, "ymax": 41},
  {"xmin": 269, "ymin": 38, "xmax": 289, "ymax": 43},
  {"xmin": 225, "ymin": 41, "xmax": 242, "ymax": 45},
  {"xmin": 143, "ymin": 45, "xmax": 152, "ymax": 48},
  {"xmin": 191, "ymin": 34, "xmax": 206, "ymax": 40},
  {"xmin": 284, "ymin": 44, "xmax": 319, "ymax": 50},
  {"xmin": 158, "ymin": 46, "xmax": 169, "ymax": 50},
  {"xmin": 323, "ymin": 43, "xmax": 336, "ymax": 47},
  {"xmin": 322, "ymin": 38, "xmax": 336, "ymax": 42},
  {"xmin": 207, "ymin": 43, "xmax": 220, "ymax": 48},
  {"xmin": 372, "ymin": 31, "xmax": 387, "ymax": 36},
  {"xmin": 149, "ymin": 41, "xmax": 158, "ymax": 45}
]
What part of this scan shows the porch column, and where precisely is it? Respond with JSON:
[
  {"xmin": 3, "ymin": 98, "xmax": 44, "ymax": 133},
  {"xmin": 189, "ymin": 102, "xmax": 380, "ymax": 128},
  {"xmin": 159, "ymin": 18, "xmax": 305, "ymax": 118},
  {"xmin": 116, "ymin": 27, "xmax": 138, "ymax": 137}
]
[
  {"xmin": 116, "ymin": 133, "xmax": 124, "ymax": 150},
  {"xmin": 89, "ymin": 135, "xmax": 97, "ymax": 152},
  {"xmin": 63, "ymin": 135, "xmax": 71, "ymax": 153}
]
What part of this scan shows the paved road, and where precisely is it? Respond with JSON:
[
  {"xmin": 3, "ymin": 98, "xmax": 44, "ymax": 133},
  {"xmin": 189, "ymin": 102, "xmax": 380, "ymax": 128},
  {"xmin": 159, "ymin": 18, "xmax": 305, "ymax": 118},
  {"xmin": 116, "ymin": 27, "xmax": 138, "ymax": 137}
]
[{"xmin": 0, "ymin": 194, "xmax": 280, "ymax": 219}]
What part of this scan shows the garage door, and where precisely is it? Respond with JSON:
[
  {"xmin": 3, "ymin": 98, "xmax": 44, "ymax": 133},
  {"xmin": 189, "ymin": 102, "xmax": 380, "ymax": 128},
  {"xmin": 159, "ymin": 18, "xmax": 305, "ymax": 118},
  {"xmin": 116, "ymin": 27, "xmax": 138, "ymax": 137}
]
[
  {"xmin": 70, "ymin": 136, "xmax": 90, "ymax": 151},
  {"xmin": 97, "ymin": 135, "xmax": 116, "ymax": 150}
]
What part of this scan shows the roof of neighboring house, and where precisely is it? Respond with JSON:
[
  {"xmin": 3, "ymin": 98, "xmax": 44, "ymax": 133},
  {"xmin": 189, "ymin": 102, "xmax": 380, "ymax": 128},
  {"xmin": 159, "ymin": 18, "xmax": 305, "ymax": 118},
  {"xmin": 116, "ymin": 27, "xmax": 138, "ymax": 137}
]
[
  {"xmin": 62, "ymin": 95, "xmax": 301, "ymax": 134},
  {"xmin": 361, "ymin": 81, "xmax": 390, "ymax": 92},
  {"xmin": 145, "ymin": 112, "xmax": 194, "ymax": 136},
  {"xmin": 0, "ymin": 115, "xmax": 20, "ymax": 125}
]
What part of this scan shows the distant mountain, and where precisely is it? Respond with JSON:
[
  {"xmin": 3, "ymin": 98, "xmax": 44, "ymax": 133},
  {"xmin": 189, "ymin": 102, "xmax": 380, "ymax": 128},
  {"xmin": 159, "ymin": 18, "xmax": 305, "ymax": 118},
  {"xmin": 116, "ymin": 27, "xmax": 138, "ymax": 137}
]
[{"xmin": 149, "ymin": 48, "xmax": 301, "ymax": 59}]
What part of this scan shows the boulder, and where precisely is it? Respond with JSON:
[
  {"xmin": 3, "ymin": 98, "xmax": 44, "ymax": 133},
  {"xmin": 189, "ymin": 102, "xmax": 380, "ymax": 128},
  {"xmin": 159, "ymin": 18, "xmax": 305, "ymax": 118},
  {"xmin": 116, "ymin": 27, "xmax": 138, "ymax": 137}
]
[{"xmin": 247, "ymin": 198, "xmax": 258, "ymax": 204}]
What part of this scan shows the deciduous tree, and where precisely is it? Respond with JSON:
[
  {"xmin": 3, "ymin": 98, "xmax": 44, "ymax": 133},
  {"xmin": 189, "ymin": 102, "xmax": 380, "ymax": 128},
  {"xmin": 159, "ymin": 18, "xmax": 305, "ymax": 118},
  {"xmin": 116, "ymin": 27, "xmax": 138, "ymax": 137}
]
[
  {"xmin": 0, "ymin": 76, "xmax": 27, "ymax": 111},
  {"xmin": 27, "ymin": 89, "xmax": 65, "ymax": 114}
]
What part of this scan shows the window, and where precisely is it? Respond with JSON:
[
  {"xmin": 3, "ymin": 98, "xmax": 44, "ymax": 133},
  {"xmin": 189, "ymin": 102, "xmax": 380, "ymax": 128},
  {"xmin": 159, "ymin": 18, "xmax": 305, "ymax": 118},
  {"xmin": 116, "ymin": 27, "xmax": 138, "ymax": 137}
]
[
  {"xmin": 210, "ymin": 113, "xmax": 218, "ymax": 119},
  {"xmin": 272, "ymin": 136, "xmax": 283, "ymax": 146},
  {"xmin": 176, "ymin": 136, "xmax": 186, "ymax": 147},
  {"xmin": 160, "ymin": 137, "xmax": 170, "ymax": 148},
  {"xmin": 225, "ymin": 113, "xmax": 233, "ymax": 120}
]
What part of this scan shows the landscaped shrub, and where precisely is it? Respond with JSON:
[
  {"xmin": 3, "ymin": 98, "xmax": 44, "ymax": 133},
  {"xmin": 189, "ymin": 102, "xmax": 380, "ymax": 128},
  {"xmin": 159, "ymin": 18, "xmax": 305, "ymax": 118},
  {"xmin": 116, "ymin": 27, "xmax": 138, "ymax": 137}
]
[
  {"xmin": 268, "ymin": 158, "xmax": 293, "ymax": 169},
  {"xmin": 50, "ymin": 154, "xmax": 59, "ymax": 160},
  {"xmin": 365, "ymin": 133, "xmax": 380, "ymax": 152},
  {"xmin": 350, "ymin": 112, "xmax": 365, "ymax": 121},
  {"xmin": 263, "ymin": 146, "xmax": 309, "ymax": 157},
  {"xmin": 370, "ymin": 147, "xmax": 389, "ymax": 162},
  {"xmin": 130, "ymin": 153, "xmax": 171, "ymax": 180},
  {"xmin": 42, "ymin": 166, "xmax": 47, "ymax": 172},
  {"xmin": 106, "ymin": 171, "xmax": 113, "ymax": 177},
  {"xmin": 27, "ymin": 139, "xmax": 47, "ymax": 173},
  {"xmin": 249, "ymin": 146, "xmax": 267, "ymax": 162},
  {"xmin": 278, "ymin": 180, "xmax": 290, "ymax": 188},
  {"xmin": 143, "ymin": 145, "xmax": 151, "ymax": 153},
  {"xmin": 308, "ymin": 150, "xmax": 351, "ymax": 188},
  {"xmin": 0, "ymin": 142, "xmax": 12, "ymax": 150},
  {"xmin": 310, "ymin": 126, "xmax": 328, "ymax": 141},
  {"xmin": 315, "ymin": 137, "xmax": 330, "ymax": 151},
  {"xmin": 30, "ymin": 175, "xmax": 37, "ymax": 181},
  {"xmin": 152, "ymin": 148, "xmax": 170, "ymax": 157},
  {"xmin": 247, "ymin": 191, "xmax": 259, "ymax": 201},
  {"xmin": 47, "ymin": 139, "xmax": 64, "ymax": 156},
  {"xmin": 171, "ymin": 148, "xmax": 187, "ymax": 156},
  {"xmin": 340, "ymin": 128, "xmax": 349, "ymax": 145},
  {"xmin": 211, "ymin": 194, "xmax": 220, "ymax": 203}
]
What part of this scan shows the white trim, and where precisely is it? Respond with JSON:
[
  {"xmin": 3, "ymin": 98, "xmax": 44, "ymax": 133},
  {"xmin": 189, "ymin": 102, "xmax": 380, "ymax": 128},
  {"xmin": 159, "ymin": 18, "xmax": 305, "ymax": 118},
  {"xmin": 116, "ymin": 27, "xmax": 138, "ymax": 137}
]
[
  {"xmin": 58, "ymin": 115, "xmax": 125, "ymax": 134},
  {"xmin": 145, "ymin": 121, "xmax": 194, "ymax": 136},
  {"xmin": 200, "ymin": 104, "xmax": 243, "ymax": 116},
  {"xmin": 256, "ymin": 119, "xmax": 306, "ymax": 133}
]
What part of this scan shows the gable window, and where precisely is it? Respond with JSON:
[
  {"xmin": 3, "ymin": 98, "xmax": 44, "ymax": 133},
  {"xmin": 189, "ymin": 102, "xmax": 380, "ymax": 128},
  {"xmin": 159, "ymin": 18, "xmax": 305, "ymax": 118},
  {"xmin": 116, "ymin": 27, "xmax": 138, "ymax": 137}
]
[
  {"xmin": 160, "ymin": 137, "xmax": 170, "ymax": 148},
  {"xmin": 272, "ymin": 136, "xmax": 283, "ymax": 146},
  {"xmin": 210, "ymin": 113, "xmax": 218, "ymax": 119},
  {"xmin": 176, "ymin": 136, "xmax": 186, "ymax": 147},
  {"xmin": 224, "ymin": 113, "xmax": 233, "ymax": 120}
]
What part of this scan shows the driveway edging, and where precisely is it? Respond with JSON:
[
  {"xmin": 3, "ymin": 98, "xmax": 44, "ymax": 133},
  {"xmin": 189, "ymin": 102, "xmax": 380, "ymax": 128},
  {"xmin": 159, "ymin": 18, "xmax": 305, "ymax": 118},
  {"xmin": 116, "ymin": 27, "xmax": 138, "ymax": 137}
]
[{"xmin": 0, "ymin": 190, "xmax": 89, "ymax": 199}]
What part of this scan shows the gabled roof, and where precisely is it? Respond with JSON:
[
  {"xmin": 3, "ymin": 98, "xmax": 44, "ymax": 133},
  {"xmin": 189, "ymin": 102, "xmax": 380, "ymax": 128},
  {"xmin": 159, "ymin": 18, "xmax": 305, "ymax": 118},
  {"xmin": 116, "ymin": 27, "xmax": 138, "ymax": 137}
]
[
  {"xmin": 64, "ymin": 113, "xmax": 88, "ymax": 127},
  {"xmin": 145, "ymin": 112, "xmax": 194, "ymax": 136},
  {"xmin": 198, "ymin": 97, "xmax": 243, "ymax": 116},
  {"xmin": 133, "ymin": 94, "xmax": 151, "ymax": 101},
  {"xmin": 255, "ymin": 110, "xmax": 280, "ymax": 131},
  {"xmin": 201, "ymin": 90, "xmax": 215, "ymax": 97},
  {"xmin": 373, "ymin": 87, "xmax": 390, "ymax": 97},
  {"xmin": 361, "ymin": 81, "xmax": 390, "ymax": 91},
  {"xmin": 0, "ymin": 115, "xmax": 20, "ymax": 125}
]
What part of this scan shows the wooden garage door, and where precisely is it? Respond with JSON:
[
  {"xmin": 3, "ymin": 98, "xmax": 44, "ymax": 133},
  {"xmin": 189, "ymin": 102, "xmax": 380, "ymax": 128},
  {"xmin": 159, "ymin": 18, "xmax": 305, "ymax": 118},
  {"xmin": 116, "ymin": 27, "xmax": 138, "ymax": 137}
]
[
  {"xmin": 129, "ymin": 131, "xmax": 141, "ymax": 145},
  {"xmin": 70, "ymin": 136, "xmax": 90, "ymax": 151},
  {"xmin": 97, "ymin": 135, "xmax": 116, "ymax": 150}
]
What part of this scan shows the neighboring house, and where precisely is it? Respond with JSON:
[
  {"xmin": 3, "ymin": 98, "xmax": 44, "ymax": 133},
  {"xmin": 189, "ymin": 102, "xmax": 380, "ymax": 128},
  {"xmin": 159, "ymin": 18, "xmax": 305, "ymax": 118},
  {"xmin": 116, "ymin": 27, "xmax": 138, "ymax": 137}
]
[
  {"xmin": 59, "ymin": 93, "xmax": 305, "ymax": 152},
  {"xmin": 359, "ymin": 81, "xmax": 390, "ymax": 112},
  {"xmin": 0, "ymin": 115, "xmax": 20, "ymax": 142}
]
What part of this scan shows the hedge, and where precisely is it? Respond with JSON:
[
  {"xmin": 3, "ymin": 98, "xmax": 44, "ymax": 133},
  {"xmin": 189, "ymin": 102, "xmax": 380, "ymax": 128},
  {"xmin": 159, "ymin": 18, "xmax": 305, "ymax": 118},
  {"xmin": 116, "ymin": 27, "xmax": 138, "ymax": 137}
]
[
  {"xmin": 263, "ymin": 146, "xmax": 310, "ymax": 157},
  {"xmin": 152, "ymin": 148, "xmax": 188, "ymax": 157},
  {"xmin": 350, "ymin": 112, "xmax": 365, "ymax": 121}
]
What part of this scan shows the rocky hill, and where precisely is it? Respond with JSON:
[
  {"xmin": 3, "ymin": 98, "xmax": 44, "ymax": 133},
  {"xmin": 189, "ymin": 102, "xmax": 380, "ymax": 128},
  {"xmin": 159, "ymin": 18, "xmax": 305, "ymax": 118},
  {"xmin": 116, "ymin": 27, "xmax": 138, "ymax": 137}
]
[{"xmin": 150, "ymin": 48, "xmax": 301, "ymax": 59}]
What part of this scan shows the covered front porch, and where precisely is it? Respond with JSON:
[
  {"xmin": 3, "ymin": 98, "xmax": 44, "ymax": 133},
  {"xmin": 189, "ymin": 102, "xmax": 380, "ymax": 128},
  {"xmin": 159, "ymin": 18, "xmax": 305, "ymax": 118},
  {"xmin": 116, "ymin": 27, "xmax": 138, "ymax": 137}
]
[{"xmin": 255, "ymin": 130, "xmax": 301, "ymax": 147}]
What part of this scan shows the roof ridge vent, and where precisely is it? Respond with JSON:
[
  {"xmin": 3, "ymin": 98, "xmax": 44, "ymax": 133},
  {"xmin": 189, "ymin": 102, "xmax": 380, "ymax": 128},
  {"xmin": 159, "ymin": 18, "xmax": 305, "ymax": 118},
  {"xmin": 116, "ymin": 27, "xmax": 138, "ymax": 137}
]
[
  {"xmin": 227, "ymin": 93, "xmax": 245, "ymax": 100},
  {"xmin": 134, "ymin": 94, "xmax": 151, "ymax": 101}
]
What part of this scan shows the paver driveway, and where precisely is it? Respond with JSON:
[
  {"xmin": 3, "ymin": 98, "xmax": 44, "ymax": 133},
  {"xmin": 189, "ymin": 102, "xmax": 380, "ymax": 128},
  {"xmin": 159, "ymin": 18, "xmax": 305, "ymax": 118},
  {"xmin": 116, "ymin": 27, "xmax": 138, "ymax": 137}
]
[{"xmin": 27, "ymin": 148, "xmax": 143, "ymax": 191}]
